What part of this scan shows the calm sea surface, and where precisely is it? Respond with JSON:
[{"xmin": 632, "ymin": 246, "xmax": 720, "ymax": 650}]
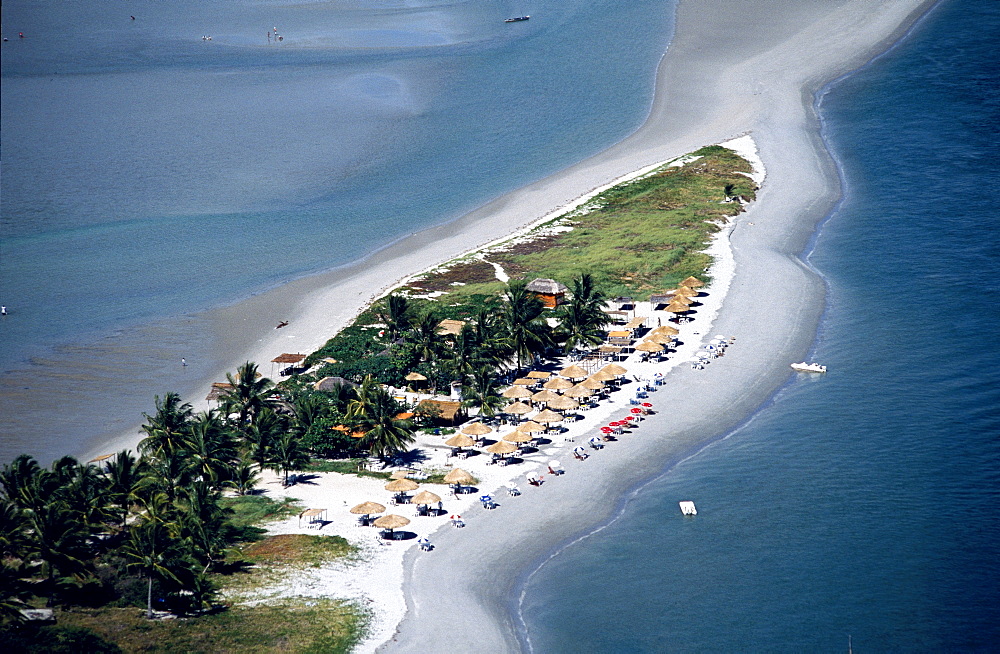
[
  {"xmin": 0, "ymin": 0, "xmax": 675, "ymax": 463},
  {"xmin": 520, "ymin": 0, "xmax": 1000, "ymax": 651}
]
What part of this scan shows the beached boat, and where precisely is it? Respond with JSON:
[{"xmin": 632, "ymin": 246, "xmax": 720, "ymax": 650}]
[
  {"xmin": 791, "ymin": 362, "xmax": 827, "ymax": 373},
  {"xmin": 504, "ymin": 16, "xmax": 530, "ymax": 23}
]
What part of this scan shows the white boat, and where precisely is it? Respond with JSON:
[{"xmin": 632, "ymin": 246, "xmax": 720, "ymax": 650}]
[
  {"xmin": 504, "ymin": 15, "xmax": 530, "ymax": 23},
  {"xmin": 679, "ymin": 501, "xmax": 697, "ymax": 516},
  {"xmin": 791, "ymin": 362, "xmax": 827, "ymax": 373}
]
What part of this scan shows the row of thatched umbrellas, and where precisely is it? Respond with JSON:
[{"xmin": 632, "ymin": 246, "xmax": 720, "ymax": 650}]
[
  {"xmin": 634, "ymin": 324, "xmax": 681, "ymax": 355},
  {"xmin": 349, "ymin": 467, "xmax": 477, "ymax": 534}
]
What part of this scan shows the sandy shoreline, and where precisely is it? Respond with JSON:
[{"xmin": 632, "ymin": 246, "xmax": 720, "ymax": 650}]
[{"xmin": 77, "ymin": 0, "xmax": 939, "ymax": 650}]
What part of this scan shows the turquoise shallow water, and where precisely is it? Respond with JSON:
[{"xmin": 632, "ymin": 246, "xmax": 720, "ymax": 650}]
[
  {"xmin": 519, "ymin": 0, "xmax": 1000, "ymax": 650},
  {"xmin": 0, "ymin": 0, "xmax": 676, "ymax": 463}
]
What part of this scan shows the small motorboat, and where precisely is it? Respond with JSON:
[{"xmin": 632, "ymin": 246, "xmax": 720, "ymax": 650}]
[
  {"xmin": 679, "ymin": 501, "xmax": 697, "ymax": 516},
  {"xmin": 791, "ymin": 362, "xmax": 827, "ymax": 373},
  {"xmin": 504, "ymin": 15, "xmax": 530, "ymax": 23}
]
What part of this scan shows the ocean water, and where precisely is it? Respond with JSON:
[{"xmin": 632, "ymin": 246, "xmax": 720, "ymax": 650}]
[
  {"xmin": 0, "ymin": 0, "xmax": 676, "ymax": 464},
  {"xmin": 520, "ymin": 0, "xmax": 1000, "ymax": 651}
]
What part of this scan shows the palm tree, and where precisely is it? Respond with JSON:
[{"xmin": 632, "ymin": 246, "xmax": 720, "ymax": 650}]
[
  {"xmin": 221, "ymin": 362, "xmax": 274, "ymax": 429},
  {"xmin": 377, "ymin": 294, "xmax": 414, "ymax": 342},
  {"xmin": 473, "ymin": 306, "xmax": 510, "ymax": 368},
  {"xmin": 556, "ymin": 273, "xmax": 610, "ymax": 353},
  {"xmin": 443, "ymin": 326, "xmax": 480, "ymax": 387},
  {"xmin": 0, "ymin": 454, "xmax": 44, "ymax": 513},
  {"xmin": 462, "ymin": 365, "xmax": 506, "ymax": 417},
  {"xmin": 224, "ymin": 458, "xmax": 259, "ymax": 497},
  {"xmin": 183, "ymin": 411, "xmax": 235, "ymax": 490},
  {"xmin": 27, "ymin": 501, "xmax": 92, "ymax": 606},
  {"xmin": 124, "ymin": 512, "xmax": 185, "ymax": 619},
  {"xmin": 178, "ymin": 481, "xmax": 233, "ymax": 573},
  {"xmin": 500, "ymin": 279, "xmax": 553, "ymax": 370},
  {"xmin": 269, "ymin": 431, "xmax": 310, "ymax": 487},
  {"xmin": 104, "ymin": 451, "xmax": 141, "ymax": 530},
  {"xmin": 347, "ymin": 377, "xmax": 415, "ymax": 459},
  {"xmin": 242, "ymin": 407, "xmax": 287, "ymax": 473},
  {"xmin": 139, "ymin": 393, "xmax": 194, "ymax": 458},
  {"xmin": 407, "ymin": 310, "xmax": 442, "ymax": 365}
]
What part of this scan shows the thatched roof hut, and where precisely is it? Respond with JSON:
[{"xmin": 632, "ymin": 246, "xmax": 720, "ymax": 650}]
[{"xmin": 526, "ymin": 278, "xmax": 569, "ymax": 309}]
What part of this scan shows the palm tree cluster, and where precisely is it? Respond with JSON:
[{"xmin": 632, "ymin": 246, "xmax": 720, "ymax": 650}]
[{"xmin": 364, "ymin": 275, "xmax": 611, "ymax": 417}]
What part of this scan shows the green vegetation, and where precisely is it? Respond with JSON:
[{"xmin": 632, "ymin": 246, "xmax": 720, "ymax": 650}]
[
  {"xmin": 1, "ymin": 143, "xmax": 752, "ymax": 652},
  {"xmin": 8, "ymin": 599, "xmax": 365, "ymax": 654}
]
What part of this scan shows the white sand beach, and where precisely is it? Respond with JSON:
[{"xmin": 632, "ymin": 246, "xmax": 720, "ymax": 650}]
[{"xmin": 79, "ymin": 0, "xmax": 938, "ymax": 650}]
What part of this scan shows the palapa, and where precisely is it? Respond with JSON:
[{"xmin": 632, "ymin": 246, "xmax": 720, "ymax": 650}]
[
  {"xmin": 502, "ymin": 386, "xmax": 533, "ymax": 399},
  {"xmin": 526, "ymin": 371, "xmax": 552, "ymax": 379},
  {"xmin": 680, "ymin": 276, "xmax": 705, "ymax": 288},
  {"xmin": 635, "ymin": 340, "xmax": 665, "ymax": 352},
  {"xmin": 674, "ymin": 285, "xmax": 699, "ymax": 297},
  {"xmin": 542, "ymin": 377, "xmax": 574, "ymax": 390},
  {"xmin": 271, "ymin": 353, "xmax": 305, "ymax": 364},
  {"xmin": 600, "ymin": 363, "xmax": 628, "ymax": 376},
  {"xmin": 531, "ymin": 389, "xmax": 560, "ymax": 403},
  {"xmin": 516, "ymin": 421, "xmax": 546, "ymax": 434},
  {"xmin": 389, "ymin": 470, "xmax": 411, "ymax": 479},
  {"xmin": 546, "ymin": 395, "xmax": 579, "ymax": 411},
  {"xmin": 667, "ymin": 294, "xmax": 694, "ymax": 305},
  {"xmin": 443, "ymin": 468, "xmax": 474, "ymax": 484},
  {"xmin": 590, "ymin": 369, "xmax": 616, "ymax": 382},
  {"xmin": 563, "ymin": 384, "xmax": 593, "ymax": 398},
  {"xmin": 485, "ymin": 440, "xmax": 518, "ymax": 455},
  {"xmin": 461, "ymin": 422, "xmax": 493, "ymax": 436},
  {"xmin": 374, "ymin": 514, "xmax": 410, "ymax": 529},
  {"xmin": 504, "ymin": 401, "xmax": 533, "ymax": 415},
  {"xmin": 650, "ymin": 325, "xmax": 680, "ymax": 336},
  {"xmin": 559, "ymin": 364, "xmax": 589, "ymax": 379},
  {"xmin": 665, "ymin": 302, "xmax": 690, "ymax": 314},
  {"xmin": 404, "ymin": 371, "xmax": 428, "ymax": 381},
  {"xmin": 503, "ymin": 431, "xmax": 534, "ymax": 443},
  {"xmin": 647, "ymin": 333, "xmax": 675, "ymax": 345},
  {"xmin": 533, "ymin": 409, "xmax": 564, "ymax": 423},
  {"xmin": 512, "ymin": 377, "xmax": 537, "ymax": 386},
  {"xmin": 445, "ymin": 434, "xmax": 476, "ymax": 448},
  {"xmin": 580, "ymin": 377, "xmax": 605, "ymax": 390},
  {"xmin": 350, "ymin": 501, "xmax": 386, "ymax": 515},
  {"xmin": 412, "ymin": 491, "xmax": 442, "ymax": 505},
  {"xmin": 384, "ymin": 478, "xmax": 419, "ymax": 492}
]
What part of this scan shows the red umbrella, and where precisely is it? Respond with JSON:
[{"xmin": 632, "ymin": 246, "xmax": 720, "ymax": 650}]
[
  {"xmin": 610, "ymin": 421, "xmax": 622, "ymax": 426},
  {"xmin": 600, "ymin": 426, "xmax": 613, "ymax": 433},
  {"xmin": 624, "ymin": 415, "xmax": 636, "ymax": 421},
  {"xmin": 642, "ymin": 402, "xmax": 653, "ymax": 408},
  {"xmin": 631, "ymin": 408, "xmax": 642, "ymax": 414}
]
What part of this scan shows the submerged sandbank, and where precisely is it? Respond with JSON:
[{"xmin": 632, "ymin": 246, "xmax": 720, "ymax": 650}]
[{"xmin": 381, "ymin": 0, "xmax": 939, "ymax": 652}]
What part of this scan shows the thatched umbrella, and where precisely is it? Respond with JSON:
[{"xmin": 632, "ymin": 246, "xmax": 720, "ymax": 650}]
[
  {"xmin": 374, "ymin": 514, "xmax": 410, "ymax": 530},
  {"xmin": 680, "ymin": 276, "xmax": 705, "ymax": 288},
  {"xmin": 445, "ymin": 433, "xmax": 476, "ymax": 448},
  {"xmin": 650, "ymin": 325, "xmax": 680, "ymax": 336},
  {"xmin": 404, "ymin": 371, "xmax": 427, "ymax": 382},
  {"xmin": 502, "ymin": 386, "xmax": 533, "ymax": 399},
  {"xmin": 350, "ymin": 501, "xmax": 386, "ymax": 515},
  {"xmin": 533, "ymin": 409, "xmax": 564, "ymax": 424},
  {"xmin": 665, "ymin": 302, "xmax": 690, "ymax": 315},
  {"xmin": 531, "ymin": 389, "xmax": 560, "ymax": 404},
  {"xmin": 443, "ymin": 468, "xmax": 474, "ymax": 484},
  {"xmin": 412, "ymin": 491, "xmax": 442, "ymax": 505},
  {"xmin": 563, "ymin": 384, "xmax": 593, "ymax": 398},
  {"xmin": 504, "ymin": 401, "xmax": 533, "ymax": 415},
  {"xmin": 485, "ymin": 441, "xmax": 518, "ymax": 455},
  {"xmin": 547, "ymin": 395, "xmax": 579, "ymax": 411},
  {"xmin": 667, "ymin": 294, "xmax": 694, "ymax": 305},
  {"xmin": 503, "ymin": 431, "xmax": 534, "ymax": 443},
  {"xmin": 647, "ymin": 333, "xmax": 675, "ymax": 345},
  {"xmin": 635, "ymin": 340, "xmax": 665, "ymax": 353},
  {"xmin": 590, "ymin": 369, "xmax": 616, "ymax": 382},
  {"xmin": 559, "ymin": 364, "xmax": 589, "ymax": 380},
  {"xmin": 516, "ymin": 421, "xmax": 546, "ymax": 434},
  {"xmin": 385, "ymin": 478, "xmax": 419, "ymax": 492},
  {"xmin": 675, "ymin": 285, "xmax": 699, "ymax": 297},
  {"xmin": 542, "ymin": 377, "xmax": 575, "ymax": 391},
  {"xmin": 600, "ymin": 363, "xmax": 628, "ymax": 377},
  {"xmin": 580, "ymin": 377, "xmax": 605, "ymax": 390},
  {"xmin": 390, "ymin": 470, "xmax": 411, "ymax": 480},
  {"xmin": 461, "ymin": 422, "xmax": 493, "ymax": 436}
]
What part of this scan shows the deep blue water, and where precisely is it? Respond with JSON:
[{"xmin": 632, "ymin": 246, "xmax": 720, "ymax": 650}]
[
  {"xmin": 520, "ymin": 0, "xmax": 1000, "ymax": 651},
  {"xmin": 0, "ymin": 0, "xmax": 676, "ymax": 463}
]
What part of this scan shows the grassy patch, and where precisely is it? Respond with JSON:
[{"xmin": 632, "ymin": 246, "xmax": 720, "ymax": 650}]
[
  {"xmin": 221, "ymin": 496, "xmax": 303, "ymax": 532},
  {"xmin": 49, "ymin": 600, "xmax": 365, "ymax": 654},
  {"xmin": 237, "ymin": 534, "xmax": 358, "ymax": 568}
]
